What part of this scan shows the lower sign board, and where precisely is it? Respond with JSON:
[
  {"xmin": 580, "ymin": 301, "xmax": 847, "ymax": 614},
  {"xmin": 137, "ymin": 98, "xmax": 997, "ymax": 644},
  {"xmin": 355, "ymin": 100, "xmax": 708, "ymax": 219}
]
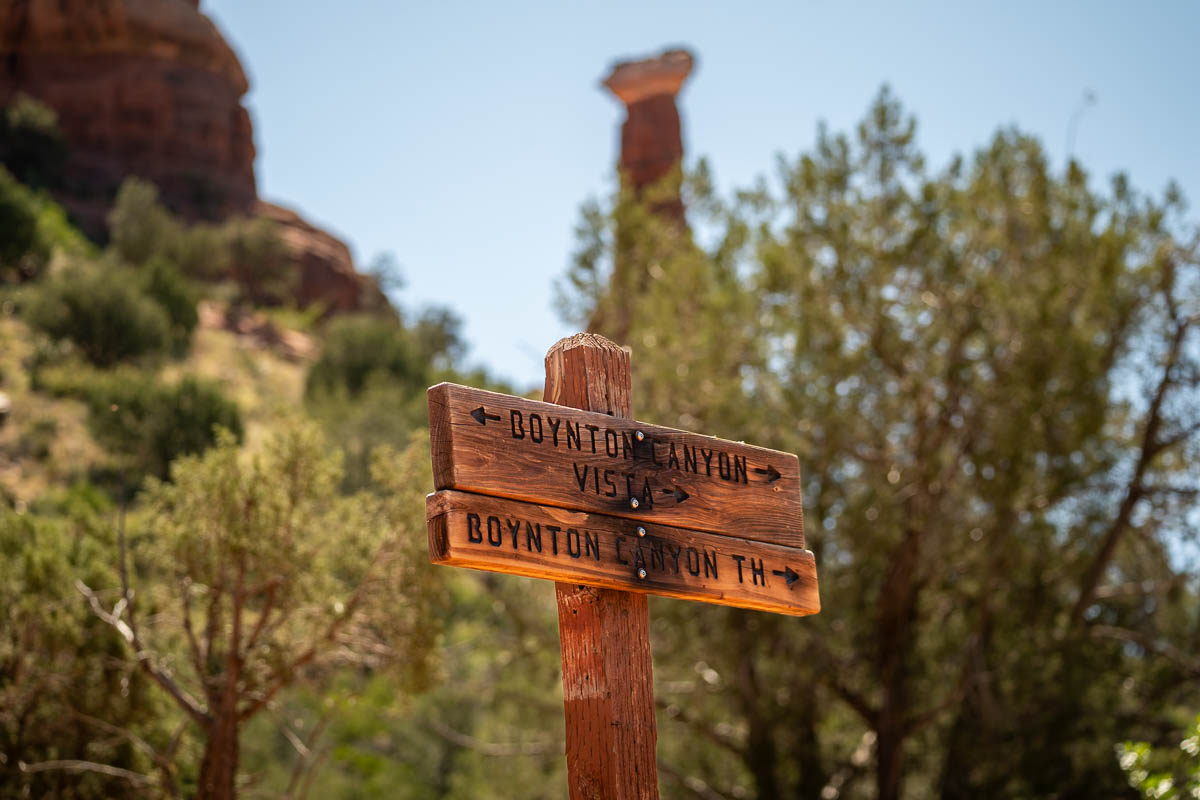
[{"xmin": 427, "ymin": 489, "xmax": 820, "ymax": 617}]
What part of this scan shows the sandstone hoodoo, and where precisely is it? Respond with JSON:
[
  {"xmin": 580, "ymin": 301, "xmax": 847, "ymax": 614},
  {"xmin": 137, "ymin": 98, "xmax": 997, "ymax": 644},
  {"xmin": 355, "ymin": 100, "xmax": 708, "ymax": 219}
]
[{"xmin": 602, "ymin": 47, "xmax": 694, "ymax": 223}]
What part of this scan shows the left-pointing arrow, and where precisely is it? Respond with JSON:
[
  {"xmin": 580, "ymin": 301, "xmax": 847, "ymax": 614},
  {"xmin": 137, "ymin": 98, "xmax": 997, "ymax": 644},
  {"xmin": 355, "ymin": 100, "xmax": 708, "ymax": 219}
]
[{"xmin": 470, "ymin": 407, "xmax": 502, "ymax": 426}]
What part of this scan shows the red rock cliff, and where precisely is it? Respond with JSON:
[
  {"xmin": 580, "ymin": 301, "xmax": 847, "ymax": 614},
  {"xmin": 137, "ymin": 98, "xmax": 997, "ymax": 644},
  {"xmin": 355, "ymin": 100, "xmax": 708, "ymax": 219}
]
[
  {"xmin": 0, "ymin": 0, "xmax": 256, "ymax": 235},
  {"xmin": 0, "ymin": 0, "xmax": 384, "ymax": 313}
]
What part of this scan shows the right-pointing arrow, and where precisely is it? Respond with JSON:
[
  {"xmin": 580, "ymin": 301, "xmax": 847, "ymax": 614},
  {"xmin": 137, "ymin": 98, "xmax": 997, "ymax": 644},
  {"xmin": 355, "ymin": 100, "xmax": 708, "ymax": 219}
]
[
  {"xmin": 754, "ymin": 464, "xmax": 782, "ymax": 483},
  {"xmin": 771, "ymin": 566, "xmax": 800, "ymax": 589},
  {"xmin": 659, "ymin": 486, "xmax": 690, "ymax": 503}
]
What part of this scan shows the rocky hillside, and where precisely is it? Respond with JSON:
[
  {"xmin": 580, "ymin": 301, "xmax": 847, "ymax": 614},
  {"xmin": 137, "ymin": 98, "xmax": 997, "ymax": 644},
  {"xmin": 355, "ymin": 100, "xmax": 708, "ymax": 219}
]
[{"xmin": 0, "ymin": 0, "xmax": 384, "ymax": 313}]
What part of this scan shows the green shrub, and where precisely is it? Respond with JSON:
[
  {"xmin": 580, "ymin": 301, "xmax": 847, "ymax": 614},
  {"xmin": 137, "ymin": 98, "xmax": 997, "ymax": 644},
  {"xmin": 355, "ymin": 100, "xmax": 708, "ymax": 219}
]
[
  {"xmin": 0, "ymin": 167, "xmax": 49, "ymax": 283},
  {"xmin": 107, "ymin": 178, "xmax": 175, "ymax": 267},
  {"xmin": 306, "ymin": 315, "xmax": 432, "ymax": 401},
  {"xmin": 0, "ymin": 94, "xmax": 67, "ymax": 190},
  {"xmin": 80, "ymin": 370, "xmax": 243, "ymax": 482},
  {"xmin": 140, "ymin": 257, "xmax": 198, "ymax": 355},
  {"xmin": 24, "ymin": 266, "xmax": 171, "ymax": 366},
  {"xmin": 16, "ymin": 416, "xmax": 57, "ymax": 461},
  {"xmin": 226, "ymin": 217, "xmax": 295, "ymax": 306}
]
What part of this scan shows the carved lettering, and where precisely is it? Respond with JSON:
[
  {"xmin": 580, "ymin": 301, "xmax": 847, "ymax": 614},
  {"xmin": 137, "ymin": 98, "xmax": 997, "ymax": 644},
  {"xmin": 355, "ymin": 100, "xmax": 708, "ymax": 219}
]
[
  {"xmin": 732, "ymin": 554, "xmax": 746, "ymax": 583},
  {"xmin": 487, "ymin": 515, "xmax": 503, "ymax": 547},
  {"xmin": 467, "ymin": 512, "xmax": 483, "ymax": 543},
  {"xmin": 525, "ymin": 521, "xmax": 542, "ymax": 552},
  {"xmin": 670, "ymin": 544, "xmax": 683, "ymax": 574},
  {"xmin": 567, "ymin": 528, "xmax": 581, "ymax": 558},
  {"xmin": 510, "ymin": 410, "xmax": 525, "ymax": 439},
  {"xmin": 529, "ymin": 413, "xmax": 543, "ymax": 443}
]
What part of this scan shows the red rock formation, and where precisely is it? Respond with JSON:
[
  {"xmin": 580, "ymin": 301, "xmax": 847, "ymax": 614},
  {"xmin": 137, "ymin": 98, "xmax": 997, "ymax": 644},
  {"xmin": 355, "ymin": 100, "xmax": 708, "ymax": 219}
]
[
  {"xmin": 0, "ymin": 0, "xmax": 257, "ymax": 236},
  {"xmin": 602, "ymin": 48, "xmax": 694, "ymax": 222},
  {"xmin": 256, "ymin": 201, "xmax": 388, "ymax": 315},
  {"xmin": 0, "ymin": 0, "xmax": 386, "ymax": 315}
]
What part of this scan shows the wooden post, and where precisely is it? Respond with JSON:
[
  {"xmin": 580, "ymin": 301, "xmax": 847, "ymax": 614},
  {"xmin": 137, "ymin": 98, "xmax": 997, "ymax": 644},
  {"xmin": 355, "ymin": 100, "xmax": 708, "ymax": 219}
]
[{"xmin": 544, "ymin": 333, "xmax": 659, "ymax": 800}]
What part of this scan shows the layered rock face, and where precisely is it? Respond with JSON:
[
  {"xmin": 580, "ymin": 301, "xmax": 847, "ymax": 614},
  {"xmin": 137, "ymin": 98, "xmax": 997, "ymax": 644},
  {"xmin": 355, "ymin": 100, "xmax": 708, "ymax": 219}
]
[
  {"xmin": 0, "ymin": 0, "xmax": 257, "ymax": 236},
  {"xmin": 257, "ymin": 201, "xmax": 386, "ymax": 314},
  {"xmin": 603, "ymin": 48, "xmax": 694, "ymax": 223},
  {"xmin": 0, "ymin": 0, "xmax": 383, "ymax": 314}
]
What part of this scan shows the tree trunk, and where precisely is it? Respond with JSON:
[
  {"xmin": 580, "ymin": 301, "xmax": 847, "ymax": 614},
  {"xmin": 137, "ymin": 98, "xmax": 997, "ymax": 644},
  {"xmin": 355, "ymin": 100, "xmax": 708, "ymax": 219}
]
[
  {"xmin": 874, "ymin": 527, "xmax": 922, "ymax": 800},
  {"xmin": 196, "ymin": 706, "xmax": 239, "ymax": 800}
]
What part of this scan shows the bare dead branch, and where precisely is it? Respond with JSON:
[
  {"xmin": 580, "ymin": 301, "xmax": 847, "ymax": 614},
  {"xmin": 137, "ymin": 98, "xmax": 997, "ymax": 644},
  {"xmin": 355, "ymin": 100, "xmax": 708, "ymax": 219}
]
[
  {"xmin": 427, "ymin": 717, "xmax": 562, "ymax": 757},
  {"xmin": 76, "ymin": 580, "xmax": 210, "ymax": 726},
  {"xmin": 656, "ymin": 698, "xmax": 747, "ymax": 758},
  {"xmin": 1090, "ymin": 625, "xmax": 1200, "ymax": 678},
  {"xmin": 72, "ymin": 710, "xmax": 178, "ymax": 797},
  {"xmin": 18, "ymin": 759, "xmax": 153, "ymax": 787},
  {"xmin": 657, "ymin": 758, "xmax": 735, "ymax": 800}
]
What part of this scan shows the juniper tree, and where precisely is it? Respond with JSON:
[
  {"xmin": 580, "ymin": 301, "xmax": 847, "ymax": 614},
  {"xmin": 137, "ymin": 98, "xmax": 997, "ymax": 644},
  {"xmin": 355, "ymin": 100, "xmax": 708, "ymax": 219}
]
[{"xmin": 563, "ymin": 88, "xmax": 1200, "ymax": 800}]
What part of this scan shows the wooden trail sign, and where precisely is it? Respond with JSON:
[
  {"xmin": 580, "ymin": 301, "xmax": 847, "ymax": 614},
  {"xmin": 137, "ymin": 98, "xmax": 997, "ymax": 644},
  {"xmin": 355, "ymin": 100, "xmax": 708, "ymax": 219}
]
[
  {"xmin": 428, "ymin": 382, "xmax": 806, "ymax": 548},
  {"xmin": 425, "ymin": 333, "xmax": 819, "ymax": 799},
  {"xmin": 428, "ymin": 490, "xmax": 819, "ymax": 616}
]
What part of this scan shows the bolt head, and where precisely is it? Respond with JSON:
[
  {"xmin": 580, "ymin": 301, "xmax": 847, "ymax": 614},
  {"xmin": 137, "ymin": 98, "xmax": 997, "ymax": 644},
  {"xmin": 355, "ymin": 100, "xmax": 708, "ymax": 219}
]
[
  {"xmin": 637, "ymin": 568, "xmax": 647, "ymax": 579},
  {"xmin": 635, "ymin": 430, "xmax": 646, "ymax": 442},
  {"xmin": 629, "ymin": 497, "xmax": 639, "ymax": 510},
  {"xmin": 636, "ymin": 526, "xmax": 647, "ymax": 537}
]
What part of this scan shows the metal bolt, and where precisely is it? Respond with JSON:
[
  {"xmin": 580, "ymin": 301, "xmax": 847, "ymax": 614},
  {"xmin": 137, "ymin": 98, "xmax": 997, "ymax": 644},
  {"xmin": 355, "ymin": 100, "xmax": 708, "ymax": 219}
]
[
  {"xmin": 637, "ymin": 568, "xmax": 648, "ymax": 580},
  {"xmin": 635, "ymin": 430, "xmax": 646, "ymax": 442},
  {"xmin": 636, "ymin": 526, "xmax": 647, "ymax": 538},
  {"xmin": 629, "ymin": 497, "xmax": 640, "ymax": 510}
]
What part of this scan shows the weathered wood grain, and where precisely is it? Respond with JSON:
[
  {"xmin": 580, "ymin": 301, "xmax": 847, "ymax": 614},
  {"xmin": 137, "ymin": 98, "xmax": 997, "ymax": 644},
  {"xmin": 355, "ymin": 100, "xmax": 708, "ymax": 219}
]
[
  {"xmin": 428, "ymin": 381, "xmax": 805, "ymax": 548},
  {"xmin": 427, "ymin": 490, "xmax": 820, "ymax": 617},
  {"xmin": 546, "ymin": 333, "xmax": 658, "ymax": 800}
]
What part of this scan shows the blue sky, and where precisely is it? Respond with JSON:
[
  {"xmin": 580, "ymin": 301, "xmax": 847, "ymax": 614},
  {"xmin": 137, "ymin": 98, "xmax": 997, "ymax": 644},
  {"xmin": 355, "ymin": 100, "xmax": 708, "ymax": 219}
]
[{"xmin": 204, "ymin": 0, "xmax": 1199, "ymax": 390}]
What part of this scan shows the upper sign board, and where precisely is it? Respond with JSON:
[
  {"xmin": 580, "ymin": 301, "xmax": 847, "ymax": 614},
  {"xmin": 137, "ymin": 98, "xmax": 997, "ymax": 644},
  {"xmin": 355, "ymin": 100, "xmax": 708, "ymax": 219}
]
[{"xmin": 428, "ymin": 383, "xmax": 805, "ymax": 548}]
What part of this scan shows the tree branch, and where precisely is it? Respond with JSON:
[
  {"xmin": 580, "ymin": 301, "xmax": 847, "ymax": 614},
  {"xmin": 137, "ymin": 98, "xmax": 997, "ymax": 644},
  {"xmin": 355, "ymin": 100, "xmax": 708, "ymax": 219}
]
[
  {"xmin": 657, "ymin": 758, "xmax": 735, "ymax": 800},
  {"xmin": 76, "ymin": 580, "xmax": 210, "ymax": 726},
  {"xmin": 656, "ymin": 698, "xmax": 747, "ymax": 758},
  {"xmin": 18, "ymin": 759, "xmax": 153, "ymax": 787},
  {"xmin": 1069, "ymin": 311, "xmax": 1194, "ymax": 629},
  {"xmin": 427, "ymin": 717, "xmax": 561, "ymax": 757}
]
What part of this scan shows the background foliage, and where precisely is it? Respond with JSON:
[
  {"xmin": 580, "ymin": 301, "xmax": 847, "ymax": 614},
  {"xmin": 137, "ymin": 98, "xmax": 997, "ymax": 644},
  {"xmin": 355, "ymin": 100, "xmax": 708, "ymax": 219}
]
[{"xmin": 0, "ymin": 89, "xmax": 1196, "ymax": 799}]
